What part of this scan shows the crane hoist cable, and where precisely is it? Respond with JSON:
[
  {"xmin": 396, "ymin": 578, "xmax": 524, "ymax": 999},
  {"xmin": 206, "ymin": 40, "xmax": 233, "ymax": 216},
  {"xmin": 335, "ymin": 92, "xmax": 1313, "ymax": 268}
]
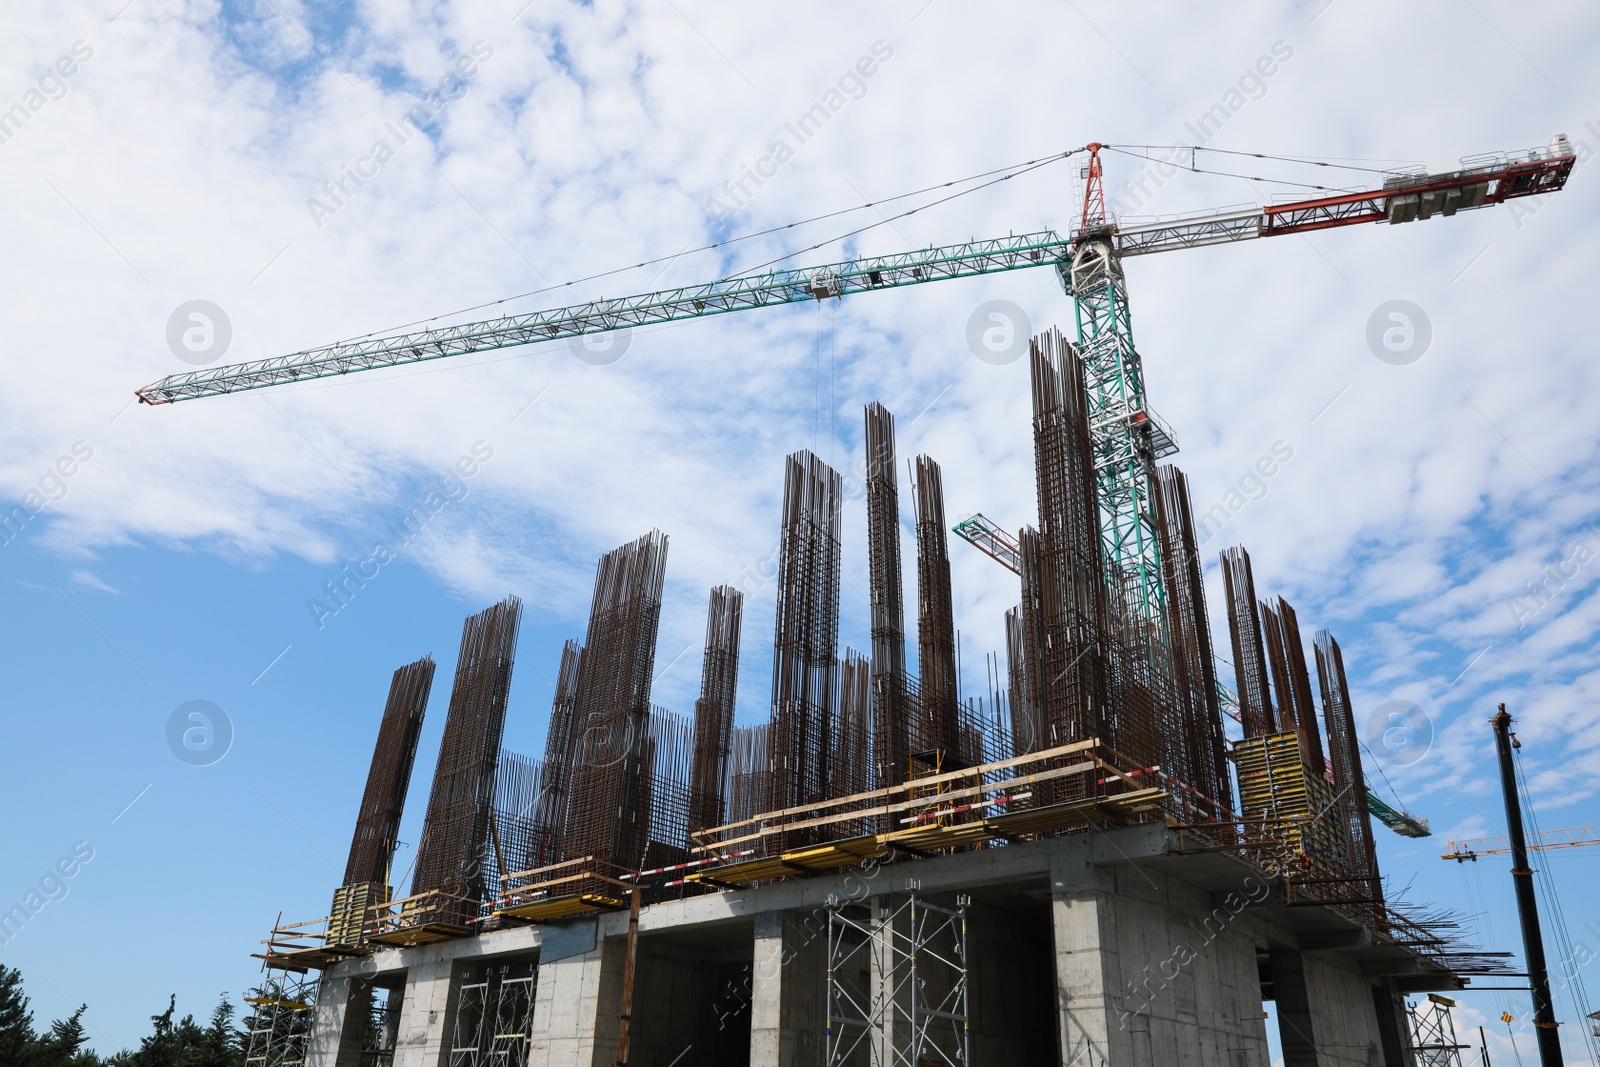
[{"xmin": 343, "ymin": 147, "xmax": 1085, "ymax": 343}]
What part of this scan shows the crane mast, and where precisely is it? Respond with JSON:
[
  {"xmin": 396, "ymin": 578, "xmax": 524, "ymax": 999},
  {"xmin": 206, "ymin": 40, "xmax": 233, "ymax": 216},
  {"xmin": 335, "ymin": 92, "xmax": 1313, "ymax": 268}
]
[{"xmin": 1067, "ymin": 143, "xmax": 1173, "ymax": 632}]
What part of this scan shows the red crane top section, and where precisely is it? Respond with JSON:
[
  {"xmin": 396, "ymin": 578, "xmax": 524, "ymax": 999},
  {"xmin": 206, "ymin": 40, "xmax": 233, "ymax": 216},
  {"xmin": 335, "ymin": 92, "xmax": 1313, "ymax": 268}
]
[{"xmin": 1080, "ymin": 141, "xmax": 1108, "ymax": 235}]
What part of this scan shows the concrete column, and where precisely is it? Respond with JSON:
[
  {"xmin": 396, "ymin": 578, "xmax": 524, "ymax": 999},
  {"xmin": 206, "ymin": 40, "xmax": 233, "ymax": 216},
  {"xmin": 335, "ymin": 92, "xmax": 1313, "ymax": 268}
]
[
  {"xmin": 1371, "ymin": 981, "xmax": 1412, "ymax": 1067},
  {"xmin": 750, "ymin": 909, "xmax": 828, "ymax": 1067},
  {"xmin": 1301, "ymin": 952, "xmax": 1387, "ymax": 1067},
  {"xmin": 1051, "ymin": 877, "xmax": 1123, "ymax": 1067},
  {"xmin": 305, "ymin": 971, "xmax": 371, "ymax": 1067},
  {"xmin": 528, "ymin": 934, "xmax": 625, "ymax": 1067},
  {"xmin": 868, "ymin": 895, "xmax": 909, "ymax": 1065},
  {"xmin": 392, "ymin": 956, "xmax": 457, "ymax": 1067},
  {"xmin": 1271, "ymin": 950, "xmax": 1321, "ymax": 1067},
  {"xmin": 1050, "ymin": 855, "xmax": 1273, "ymax": 1067}
]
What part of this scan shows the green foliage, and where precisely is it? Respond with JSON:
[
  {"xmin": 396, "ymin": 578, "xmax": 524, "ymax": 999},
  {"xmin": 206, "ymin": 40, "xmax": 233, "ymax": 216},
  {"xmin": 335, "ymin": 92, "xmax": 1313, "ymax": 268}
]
[
  {"xmin": 0, "ymin": 966, "xmax": 245, "ymax": 1067},
  {"xmin": 122, "ymin": 995, "xmax": 243, "ymax": 1067},
  {"xmin": 0, "ymin": 966, "xmax": 38, "ymax": 1067}
]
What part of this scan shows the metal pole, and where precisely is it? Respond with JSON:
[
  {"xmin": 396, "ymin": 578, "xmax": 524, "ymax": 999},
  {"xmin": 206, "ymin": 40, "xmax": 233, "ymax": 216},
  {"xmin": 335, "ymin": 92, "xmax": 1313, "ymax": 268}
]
[
  {"xmin": 615, "ymin": 886, "xmax": 641, "ymax": 1066},
  {"xmin": 1491, "ymin": 704, "xmax": 1563, "ymax": 1067}
]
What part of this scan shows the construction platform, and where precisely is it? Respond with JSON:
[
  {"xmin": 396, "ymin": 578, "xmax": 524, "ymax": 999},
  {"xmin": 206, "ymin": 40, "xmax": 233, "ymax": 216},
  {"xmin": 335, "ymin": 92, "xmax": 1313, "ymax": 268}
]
[{"xmin": 294, "ymin": 822, "xmax": 1483, "ymax": 1067}]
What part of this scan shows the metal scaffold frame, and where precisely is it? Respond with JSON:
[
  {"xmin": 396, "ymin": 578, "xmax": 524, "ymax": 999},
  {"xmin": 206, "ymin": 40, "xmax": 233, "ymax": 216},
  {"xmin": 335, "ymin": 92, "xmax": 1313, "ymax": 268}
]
[
  {"xmin": 244, "ymin": 970, "xmax": 318, "ymax": 1067},
  {"xmin": 1408, "ymin": 996, "xmax": 1469, "ymax": 1067},
  {"xmin": 826, "ymin": 892, "xmax": 970, "ymax": 1067},
  {"xmin": 449, "ymin": 962, "xmax": 538, "ymax": 1067}
]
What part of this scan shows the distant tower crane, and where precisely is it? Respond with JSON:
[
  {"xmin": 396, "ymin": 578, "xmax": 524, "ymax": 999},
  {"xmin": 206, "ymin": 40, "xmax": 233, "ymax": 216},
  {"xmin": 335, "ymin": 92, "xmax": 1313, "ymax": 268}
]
[
  {"xmin": 1443, "ymin": 824, "xmax": 1600, "ymax": 862},
  {"xmin": 137, "ymin": 136, "xmax": 1577, "ymax": 650}
]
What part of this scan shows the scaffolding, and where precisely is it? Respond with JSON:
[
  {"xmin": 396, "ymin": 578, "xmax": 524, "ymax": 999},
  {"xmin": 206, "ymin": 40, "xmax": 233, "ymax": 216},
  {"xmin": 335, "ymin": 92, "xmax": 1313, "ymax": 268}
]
[
  {"xmin": 360, "ymin": 987, "xmax": 401, "ymax": 1067},
  {"xmin": 825, "ymin": 892, "xmax": 970, "ymax": 1067},
  {"xmin": 448, "ymin": 961, "xmax": 538, "ymax": 1067},
  {"xmin": 1408, "ymin": 995, "xmax": 1468, "ymax": 1067},
  {"xmin": 244, "ymin": 970, "xmax": 318, "ymax": 1067}
]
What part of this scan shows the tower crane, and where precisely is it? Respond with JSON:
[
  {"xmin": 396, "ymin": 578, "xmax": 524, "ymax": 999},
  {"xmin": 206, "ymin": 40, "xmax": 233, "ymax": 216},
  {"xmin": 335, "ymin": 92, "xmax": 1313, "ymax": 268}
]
[
  {"xmin": 1443, "ymin": 825, "xmax": 1600, "ymax": 862},
  {"xmin": 136, "ymin": 135, "xmax": 1576, "ymax": 643}
]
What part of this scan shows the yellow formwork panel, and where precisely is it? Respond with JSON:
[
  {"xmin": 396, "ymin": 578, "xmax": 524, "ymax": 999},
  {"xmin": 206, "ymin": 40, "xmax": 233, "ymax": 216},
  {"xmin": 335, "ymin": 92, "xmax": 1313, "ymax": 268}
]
[
  {"xmin": 684, "ymin": 835, "xmax": 888, "ymax": 888},
  {"xmin": 1234, "ymin": 732, "xmax": 1350, "ymax": 870},
  {"xmin": 495, "ymin": 893, "xmax": 624, "ymax": 921},
  {"xmin": 327, "ymin": 881, "xmax": 390, "ymax": 947}
]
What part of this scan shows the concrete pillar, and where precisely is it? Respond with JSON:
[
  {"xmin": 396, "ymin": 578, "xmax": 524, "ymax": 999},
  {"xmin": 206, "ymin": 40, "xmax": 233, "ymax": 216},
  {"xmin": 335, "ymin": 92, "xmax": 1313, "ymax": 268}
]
[
  {"xmin": 1371, "ymin": 981, "xmax": 1412, "ymax": 1067},
  {"xmin": 528, "ymin": 934, "xmax": 625, "ymax": 1067},
  {"xmin": 1051, "ymin": 876, "xmax": 1123, "ymax": 1067},
  {"xmin": 1051, "ymin": 856, "xmax": 1272, "ymax": 1067},
  {"xmin": 392, "ymin": 957, "xmax": 457, "ymax": 1067},
  {"xmin": 1271, "ymin": 950, "xmax": 1321, "ymax": 1067},
  {"xmin": 750, "ymin": 909, "xmax": 828, "ymax": 1067},
  {"xmin": 305, "ymin": 971, "xmax": 371, "ymax": 1067},
  {"xmin": 1301, "ymin": 952, "xmax": 1387, "ymax": 1067},
  {"xmin": 868, "ymin": 895, "xmax": 909, "ymax": 1065}
]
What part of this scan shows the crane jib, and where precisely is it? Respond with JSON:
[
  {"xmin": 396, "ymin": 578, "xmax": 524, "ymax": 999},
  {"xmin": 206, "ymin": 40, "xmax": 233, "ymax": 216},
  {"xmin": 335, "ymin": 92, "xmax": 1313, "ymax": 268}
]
[{"xmin": 135, "ymin": 231, "xmax": 1075, "ymax": 405}]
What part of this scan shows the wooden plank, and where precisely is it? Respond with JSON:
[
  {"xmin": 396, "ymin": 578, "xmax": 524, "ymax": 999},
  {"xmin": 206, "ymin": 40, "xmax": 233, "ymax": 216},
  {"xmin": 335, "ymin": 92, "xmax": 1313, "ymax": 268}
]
[
  {"xmin": 690, "ymin": 738, "xmax": 1105, "ymax": 842},
  {"xmin": 502, "ymin": 855, "xmax": 599, "ymax": 882},
  {"xmin": 694, "ymin": 759, "xmax": 1098, "ymax": 852}
]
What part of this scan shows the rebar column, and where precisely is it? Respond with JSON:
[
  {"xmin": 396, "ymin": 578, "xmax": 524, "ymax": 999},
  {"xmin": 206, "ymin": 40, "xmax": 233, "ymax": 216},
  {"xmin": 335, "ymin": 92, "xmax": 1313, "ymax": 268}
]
[
  {"xmin": 411, "ymin": 597, "xmax": 523, "ymax": 919},
  {"xmin": 1221, "ymin": 546, "xmax": 1275, "ymax": 738},
  {"xmin": 913, "ymin": 454, "xmax": 961, "ymax": 761},
  {"xmin": 833, "ymin": 649, "xmax": 872, "ymax": 820},
  {"xmin": 769, "ymin": 451, "xmax": 842, "ymax": 848},
  {"xmin": 565, "ymin": 531, "xmax": 670, "ymax": 875},
  {"xmin": 533, "ymin": 640, "xmax": 583, "ymax": 864},
  {"xmin": 1028, "ymin": 330, "xmax": 1110, "ymax": 767},
  {"xmin": 688, "ymin": 586, "xmax": 744, "ymax": 838},
  {"xmin": 865, "ymin": 402, "xmax": 911, "ymax": 790},
  {"xmin": 344, "ymin": 656, "xmax": 435, "ymax": 887},
  {"xmin": 1314, "ymin": 630, "xmax": 1380, "ymax": 900},
  {"xmin": 1153, "ymin": 466, "xmax": 1228, "ymax": 813},
  {"xmin": 1264, "ymin": 597, "xmax": 1326, "ymax": 775},
  {"xmin": 1004, "ymin": 604, "xmax": 1041, "ymax": 757}
]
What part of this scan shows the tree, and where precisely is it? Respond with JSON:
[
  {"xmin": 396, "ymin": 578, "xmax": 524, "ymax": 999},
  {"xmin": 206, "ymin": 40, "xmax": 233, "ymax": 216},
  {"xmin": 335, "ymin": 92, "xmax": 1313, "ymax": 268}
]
[
  {"xmin": 32, "ymin": 1005, "xmax": 91, "ymax": 1067},
  {"xmin": 124, "ymin": 994, "xmax": 241, "ymax": 1067},
  {"xmin": 0, "ymin": 965, "xmax": 38, "ymax": 1067}
]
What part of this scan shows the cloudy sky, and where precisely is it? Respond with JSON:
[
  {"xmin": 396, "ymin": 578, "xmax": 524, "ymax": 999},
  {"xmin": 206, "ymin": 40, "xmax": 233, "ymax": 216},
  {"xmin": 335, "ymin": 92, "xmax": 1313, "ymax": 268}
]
[{"xmin": 1, "ymin": 0, "xmax": 1597, "ymax": 1059}]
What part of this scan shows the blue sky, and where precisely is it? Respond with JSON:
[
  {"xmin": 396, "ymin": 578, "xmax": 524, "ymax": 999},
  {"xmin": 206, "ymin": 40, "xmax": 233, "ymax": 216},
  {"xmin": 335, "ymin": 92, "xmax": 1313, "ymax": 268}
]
[{"xmin": 1, "ymin": 1, "xmax": 1598, "ymax": 1061}]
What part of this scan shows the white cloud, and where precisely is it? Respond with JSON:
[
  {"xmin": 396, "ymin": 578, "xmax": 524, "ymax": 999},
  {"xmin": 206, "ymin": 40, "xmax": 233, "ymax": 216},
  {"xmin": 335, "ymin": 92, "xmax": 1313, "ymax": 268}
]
[{"xmin": 4, "ymin": 2, "xmax": 1600, "ymax": 1017}]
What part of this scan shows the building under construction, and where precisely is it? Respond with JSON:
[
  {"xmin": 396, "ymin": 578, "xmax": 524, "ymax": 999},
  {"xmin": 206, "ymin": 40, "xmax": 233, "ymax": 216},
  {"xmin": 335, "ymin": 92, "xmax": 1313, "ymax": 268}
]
[{"xmin": 240, "ymin": 328, "xmax": 1511, "ymax": 1067}]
